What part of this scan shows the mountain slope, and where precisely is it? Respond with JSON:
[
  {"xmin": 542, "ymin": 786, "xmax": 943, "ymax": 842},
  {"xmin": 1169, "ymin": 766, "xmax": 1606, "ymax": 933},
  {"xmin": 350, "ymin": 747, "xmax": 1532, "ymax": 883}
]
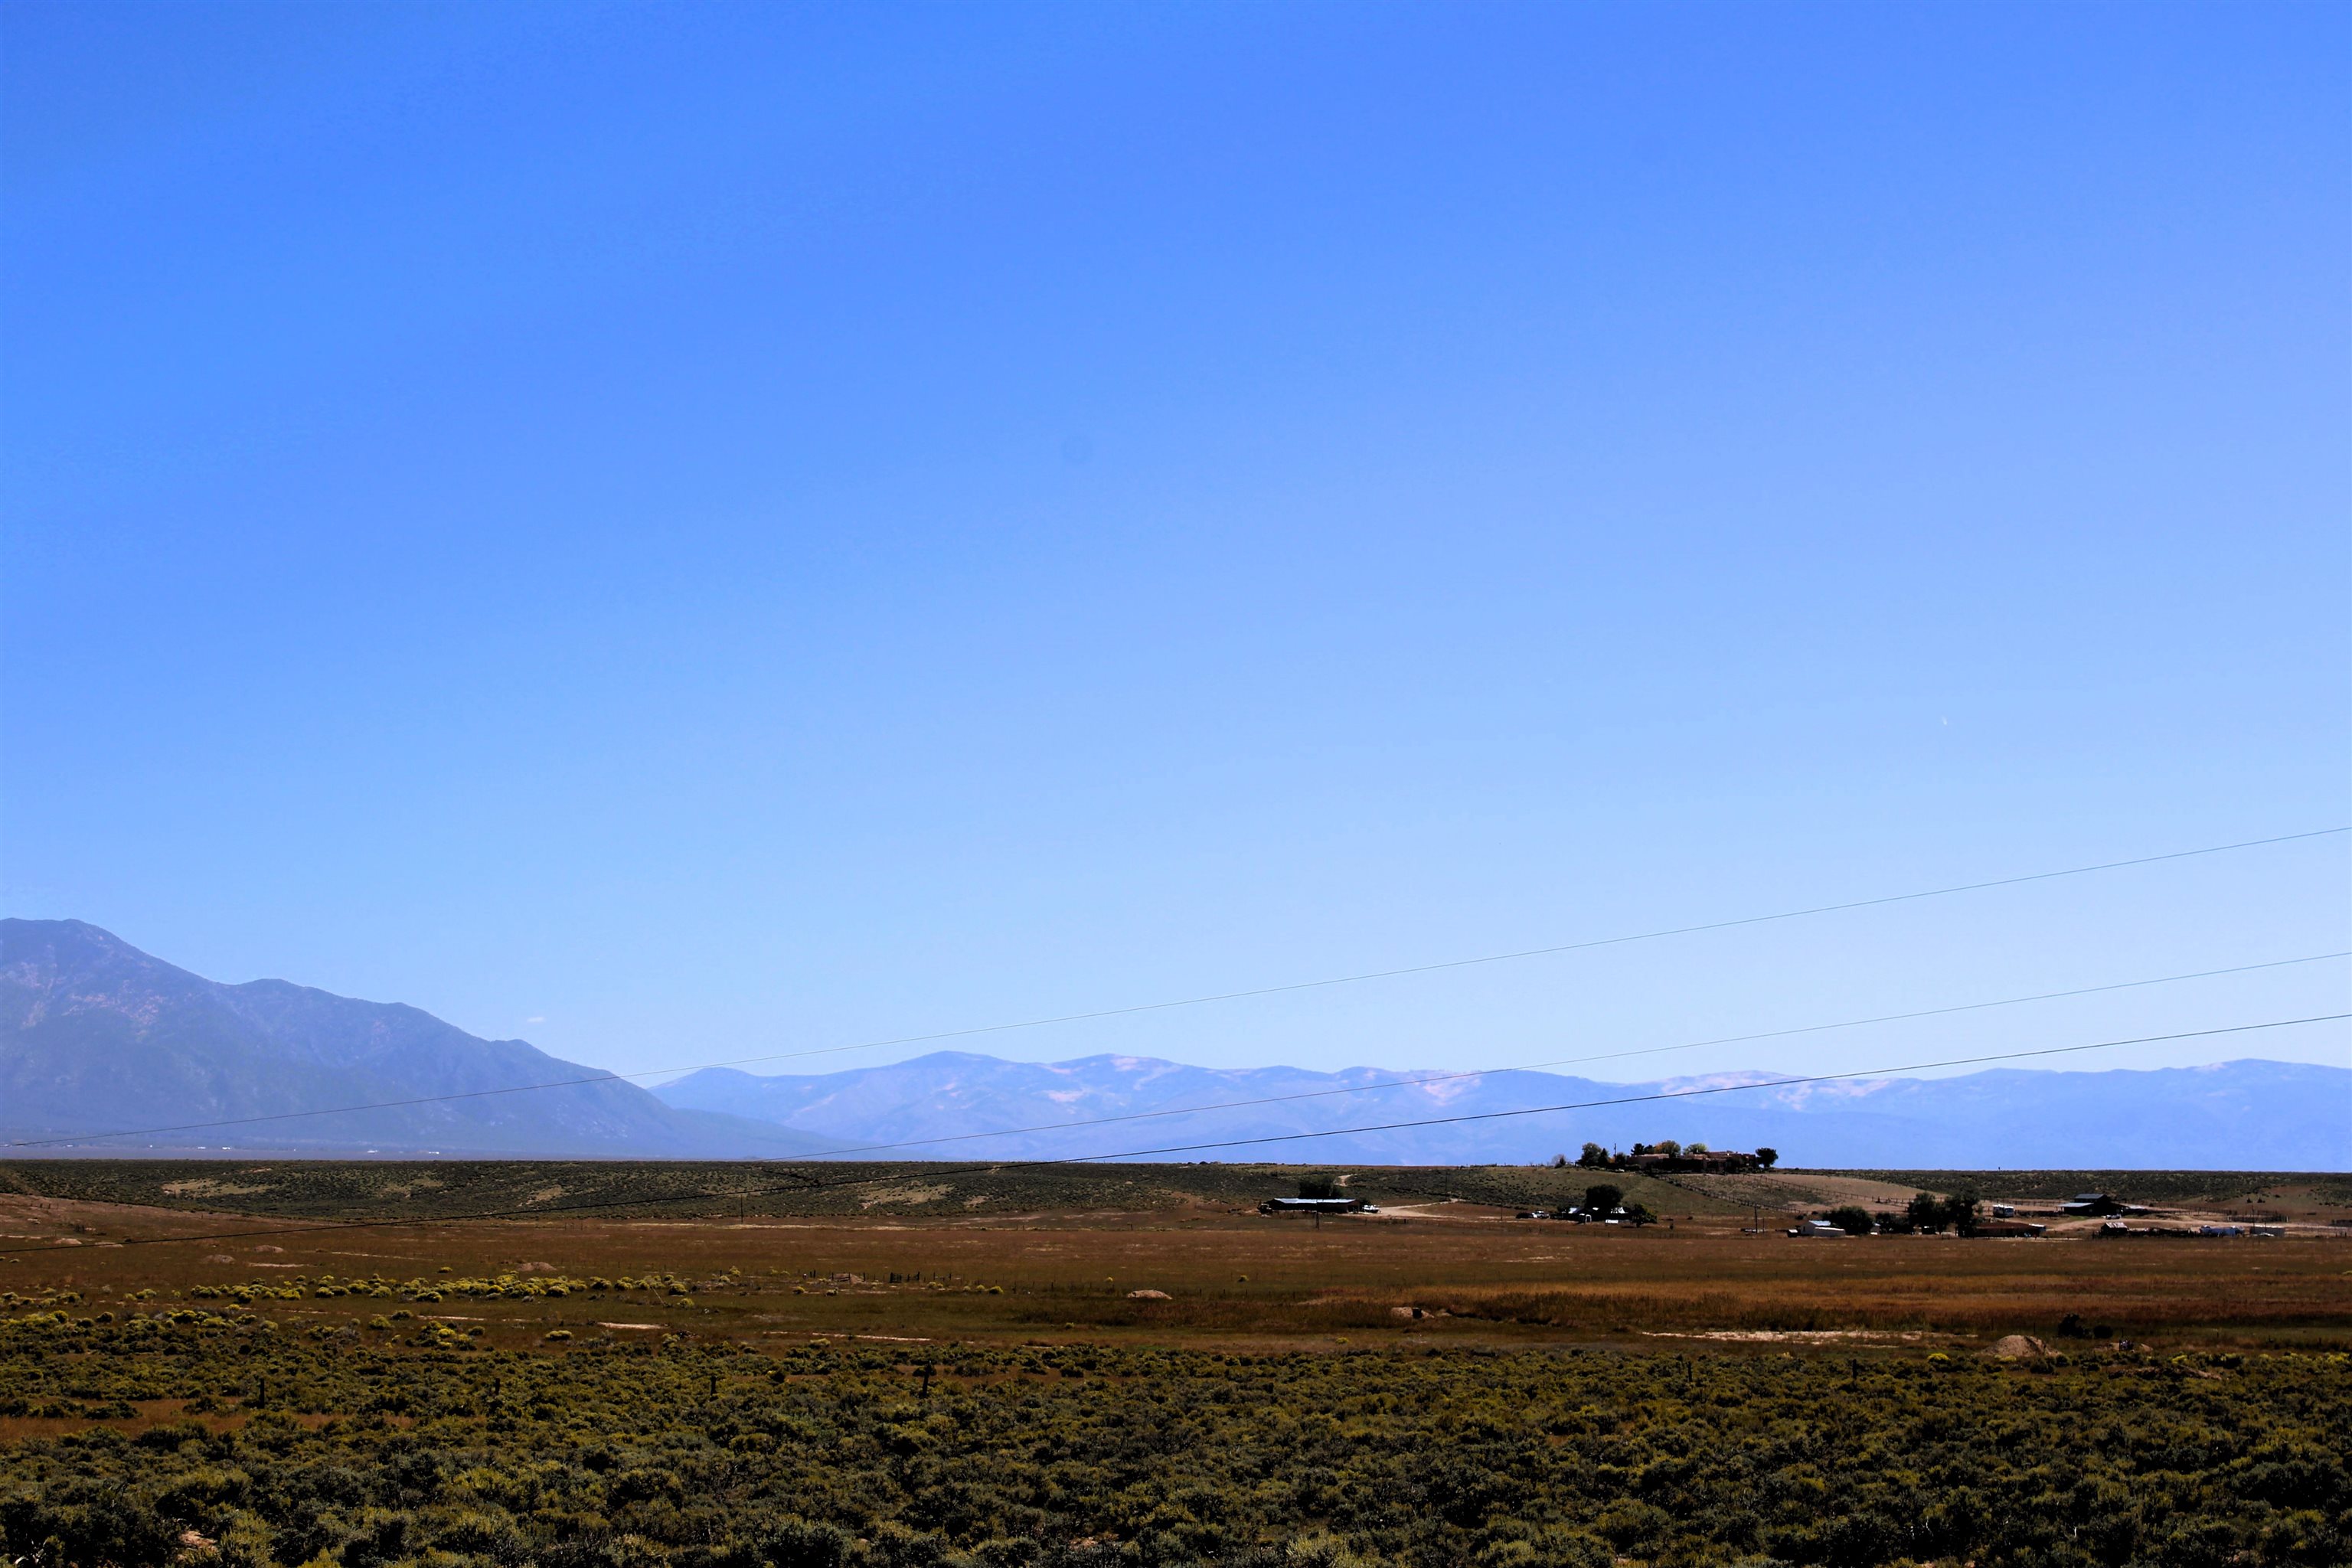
[
  {"xmin": 6, "ymin": 920, "xmax": 2341, "ymax": 1166},
  {"xmin": 655, "ymin": 1050, "xmax": 2352, "ymax": 1169},
  {"xmin": 0, "ymin": 919, "xmax": 822, "ymax": 1157}
]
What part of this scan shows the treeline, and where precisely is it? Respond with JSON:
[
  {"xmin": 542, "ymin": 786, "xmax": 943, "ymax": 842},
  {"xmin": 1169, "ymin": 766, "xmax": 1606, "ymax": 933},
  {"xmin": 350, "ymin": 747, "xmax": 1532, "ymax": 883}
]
[
  {"xmin": 1812, "ymin": 1192, "xmax": 1991, "ymax": 1236},
  {"xmin": 1562, "ymin": 1141, "xmax": 1779, "ymax": 1173}
]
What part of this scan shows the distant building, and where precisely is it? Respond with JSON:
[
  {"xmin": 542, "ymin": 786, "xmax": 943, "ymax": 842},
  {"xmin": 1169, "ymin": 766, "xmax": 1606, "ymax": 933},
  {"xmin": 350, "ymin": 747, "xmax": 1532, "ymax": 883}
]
[
  {"xmin": 1969, "ymin": 1220, "xmax": 2047, "ymax": 1238},
  {"xmin": 1788, "ymin": 1219, "xmax": 1846, "ymax": 1238},
  {"xmin": 2198, "ymin": 1223, "xmax": 2243, "ymax": 1238},
  {"xmin": 2062, "ymin": 1192, "xmax": 2128, "ymax": 1217},
  {"xmin": 1259, "ymin": 1197, "xmax": 1370, "ymax": 1215}
]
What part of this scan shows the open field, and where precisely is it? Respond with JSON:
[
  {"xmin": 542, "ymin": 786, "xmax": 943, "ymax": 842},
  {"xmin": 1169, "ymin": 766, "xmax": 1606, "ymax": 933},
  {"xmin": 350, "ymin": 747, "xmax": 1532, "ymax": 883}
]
[
  {"xmin": 0, "ymin": 1159, "xmax": 1756, "ymax": 1223},
  {"xmin": 1811, "ymin": 1170, "xmax": 2352, "ymax": 1210},
  {"xmin": 11, "ymin": 1158, "xmax": 2349, "ymax": 1227},
  {"xmin": 2, "ymin": 1163, "xmax": 2347, "ymax": 1566},
  {"xmin": 2, "ymin": 1161, "xmax": 2347, "ymax": 1351},
  {"xmin": 4, "ymin": 1200, "xmax": 2350, "ymax": 1349}
]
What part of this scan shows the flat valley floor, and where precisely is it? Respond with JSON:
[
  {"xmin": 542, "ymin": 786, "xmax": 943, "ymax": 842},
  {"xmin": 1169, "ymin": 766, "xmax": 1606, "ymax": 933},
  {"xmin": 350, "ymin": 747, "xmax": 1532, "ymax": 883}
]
[{"xmin": 0, "ymin": 1161, "xmax": 2346, "ymax": 1567}]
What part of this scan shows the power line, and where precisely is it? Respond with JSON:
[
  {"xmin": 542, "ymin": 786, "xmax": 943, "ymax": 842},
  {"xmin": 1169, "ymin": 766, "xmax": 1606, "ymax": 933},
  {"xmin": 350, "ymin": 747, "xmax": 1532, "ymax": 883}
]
[
  {"xmin": 15, "ymin": 824, "xmax": 2344, "ymax": 1148},
  {"xmin": 8, "ymin": 1011, "xmax": 2340, "ymax": 1256},
  {"xmin": 1044, "ymin": 1014, "xmax": 2347, "ymax": 1165},
  {"xmin": 723, "ymin": 950, "xmax": 2352, "ymax": 1161}
]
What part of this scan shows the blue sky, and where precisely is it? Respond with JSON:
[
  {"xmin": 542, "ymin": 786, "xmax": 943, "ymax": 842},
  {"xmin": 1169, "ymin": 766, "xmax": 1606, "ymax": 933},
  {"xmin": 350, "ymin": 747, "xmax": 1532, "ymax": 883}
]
[{"xmin": 5, "ymin": 3, "xmax": 2347, "ymax": 1088}]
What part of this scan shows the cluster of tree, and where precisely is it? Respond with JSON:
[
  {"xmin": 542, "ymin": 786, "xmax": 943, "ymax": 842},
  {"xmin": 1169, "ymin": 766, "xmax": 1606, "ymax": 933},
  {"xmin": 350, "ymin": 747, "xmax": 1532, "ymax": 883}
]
[
  {"xmin": 1875, "ymin": 1191, "xmax": 1984, "ymax": 1235},
  {"xmin": 1806, "ymin": 1193, "xmax": 1983, "ymax": 1236},
  {"xmin": 1906, "ymin": 1189, "xmax": 1983, "ymax": 1235},
  {"xmin": 1566, "ymin": 1183, "xmax": 1654, "ymax": 1225},
  {"xmin": 1562, "ymin": 1142, "xmax": 1778, "ymax": 1171}
]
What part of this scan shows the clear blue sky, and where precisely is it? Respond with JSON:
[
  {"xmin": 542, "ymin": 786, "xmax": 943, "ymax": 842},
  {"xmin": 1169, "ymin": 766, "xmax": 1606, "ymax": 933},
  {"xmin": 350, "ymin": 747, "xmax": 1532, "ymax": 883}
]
[{"xmin": 6, "ymin": 3, "xmax": 2347, "ymax": 1086}]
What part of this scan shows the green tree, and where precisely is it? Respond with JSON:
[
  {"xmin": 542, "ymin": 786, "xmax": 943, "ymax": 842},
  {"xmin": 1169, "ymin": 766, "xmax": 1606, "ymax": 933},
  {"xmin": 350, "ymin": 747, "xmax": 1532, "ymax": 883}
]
[
  {"xmin": 1297, "ymin": 1174, "xmax": 1344, "ymax": 1200},
  {"xmin": 1577, "ymin": 1142, "xmax": 1610, "ymax": 1169},
  {"xmin": 1622, "ymin": 1203, "xmax": 1657, "ymax": 1227},
  {"xmin": 1655, "ymin": 1139, "xmax": 1682, "ymax": 1158},
  {"xmin": 1825, "ymin": 1206, "xmax": 1874, "ymax": 1236},
  {"xmin": 1905, "ymin": 1191, "xmax": 1948, "ymax": 1233},
  {"xmin": 1755, "ymin": 1147, "xmax": 1779, "ymax": 1168},
  {"xmin": 1584, "ymin": 1184, "xmax": 1624, "ymax": 1216},
  {"xmin": 1942, "ymin": 1190, "xmax": 1983, "ymax": 1236}
]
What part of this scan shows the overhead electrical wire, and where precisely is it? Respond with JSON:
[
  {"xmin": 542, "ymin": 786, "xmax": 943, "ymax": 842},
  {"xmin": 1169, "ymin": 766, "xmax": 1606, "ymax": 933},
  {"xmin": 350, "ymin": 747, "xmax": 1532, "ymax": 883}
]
[
  {"xmin": 5, "ymin": 1011, "xmax": 2341, "ymax": 1256},
  {"xmin": 26, "ymin": 952, "xmax": 2344, "ymax": 1152},
  {"xmin": 685, "ymin": 949, "xmax": 2351, "ymax": 1161},
  {"xmin": 13, "ymin": 823, "xmax": 2344, "ymax": 1149}
]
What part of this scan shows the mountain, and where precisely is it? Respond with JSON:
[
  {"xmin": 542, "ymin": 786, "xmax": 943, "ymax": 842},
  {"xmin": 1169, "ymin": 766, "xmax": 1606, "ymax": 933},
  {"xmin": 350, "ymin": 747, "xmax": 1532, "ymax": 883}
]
[
  {"xmin": 0, "ymin": 919, "xmax": 825, "ymax": 1157},
  {"xmin": 5, "ymin": 919, "xmax": 2343, "ymax": 1167},
  {"xmin": 655, "ymin": 1050, "xmax": 2352, "ymax": 1170}
]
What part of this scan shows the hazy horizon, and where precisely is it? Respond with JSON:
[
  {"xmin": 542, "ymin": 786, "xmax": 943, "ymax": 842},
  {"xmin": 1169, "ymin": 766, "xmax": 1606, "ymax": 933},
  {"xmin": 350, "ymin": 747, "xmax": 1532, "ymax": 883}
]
[{"xmin": 7, "ymin": 6, "xmax": 2347, "ymax": 1088}]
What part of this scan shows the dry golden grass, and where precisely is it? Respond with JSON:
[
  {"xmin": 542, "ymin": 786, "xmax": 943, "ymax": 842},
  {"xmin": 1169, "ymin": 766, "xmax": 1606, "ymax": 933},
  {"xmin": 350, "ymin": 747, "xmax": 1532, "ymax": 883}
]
[
  {"xmin": 7, "ymin": 1165, "xmax": 2345, "ymax": 1567},
  {"xmin": 3, "ymin": 1181, "xmax": 2345, "ymax": 1353}
]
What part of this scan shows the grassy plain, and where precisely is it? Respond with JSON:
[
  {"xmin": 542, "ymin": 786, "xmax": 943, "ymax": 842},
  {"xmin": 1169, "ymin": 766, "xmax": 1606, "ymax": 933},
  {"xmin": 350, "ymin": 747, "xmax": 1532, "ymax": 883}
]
[
  {"xmin": 0, "ymin": 1158, "xmax": 1747, "ymax": 1223},
  {"xmin": 1, "ymin": 1161, "xmax": 2347, "ymax": 1566},
  {"xmin": 1808, "ymin": 1169, "xmax": 2352, "ymax": 1210},
  {"xmin": 3, "ymin": 1159, "xmax": 2346, "ymax": 1348}
]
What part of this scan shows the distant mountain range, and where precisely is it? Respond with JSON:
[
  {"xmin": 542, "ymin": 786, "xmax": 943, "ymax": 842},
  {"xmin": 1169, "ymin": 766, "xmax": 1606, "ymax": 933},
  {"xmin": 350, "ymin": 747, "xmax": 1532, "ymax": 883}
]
[
  {"xmin": 0, "ymin": 919, "xmax": 825, "ymax": 1158},
  {"xmin": 4, "ymin": 919, "xmax": 2344, "ymax": 1167},
  {"xmin": 654, "ymin": 1051, "xmax": 2351, "ymax": 1170}
]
